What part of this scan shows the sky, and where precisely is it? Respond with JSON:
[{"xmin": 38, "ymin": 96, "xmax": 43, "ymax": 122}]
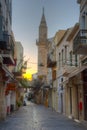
[{"xmin": 12, "ymin": 0, "xmax": 80, "ymax": 75}]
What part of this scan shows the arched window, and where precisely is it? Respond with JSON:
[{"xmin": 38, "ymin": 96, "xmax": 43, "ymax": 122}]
[
  {"xmin": 70, "ymin": 51, "xmax": 72, "ymax": 66},
  {"xmin": 59, "ymin": 53, "xmax": 61, "ymax": 68}
]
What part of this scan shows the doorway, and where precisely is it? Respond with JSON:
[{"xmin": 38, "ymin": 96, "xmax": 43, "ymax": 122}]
[
  {"xmin": 82, "ymin": 69, "xmax": 87, "ymax": 120},
  {"xmin": 84, "ymin": 94, "xmax": 87, "ymax": 120}
]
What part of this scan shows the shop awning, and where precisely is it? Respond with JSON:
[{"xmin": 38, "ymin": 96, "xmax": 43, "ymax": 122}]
[{"xmin": 6, "ymin": 83, "xmax": 16, "ymax": 91}]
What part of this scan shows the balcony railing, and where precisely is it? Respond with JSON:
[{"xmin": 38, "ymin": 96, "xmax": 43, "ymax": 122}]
[
  {"xmin": 0, "ymin": 31, "xmax": 13, "ymax": 50},
  {"xmin": 62, "ymin": 58, "xmax": 78, "ymax": 77},
  {"xmin": 63, "ymin": 65, "xmax": 76, "ymax": 77},
  {"xmin": 73, "ymin": 29, "xmax": 87, "ymax": 54},
  {"xmin": 0, "ymin": 32, "xmax": 15, "ymax": 65}
]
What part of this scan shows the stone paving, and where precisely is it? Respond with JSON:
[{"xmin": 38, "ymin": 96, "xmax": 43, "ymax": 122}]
[{"xmin": 0, "ymin": 102, "xmax": 87, "ymax": 130}]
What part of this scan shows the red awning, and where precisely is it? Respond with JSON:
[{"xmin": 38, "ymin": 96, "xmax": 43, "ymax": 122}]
[
  {"xmin": 5, "ymin": 83, "xmax": 16, "ymax": 95},
  {"xmin": 7, "ymin": 83, "xmax": 16, "ymax": 91}
]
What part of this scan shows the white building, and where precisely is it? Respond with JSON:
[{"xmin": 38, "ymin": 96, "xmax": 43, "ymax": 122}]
[
  {"xmin": 15, "ymin": 41, "xmax": 23, "ymax": 72},
  {"xmin": 56, "ymin": 28, "xmax": 79, "ymax": 114},
  {"xmin": 0, "ymin": 0, "xmax": 16, "ymax": 119},
  {"xmin": 73, "ymin": 0, "xmax": 87, "ymax": 121}
]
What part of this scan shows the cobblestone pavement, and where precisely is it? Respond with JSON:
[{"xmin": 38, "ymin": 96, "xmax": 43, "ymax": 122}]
[{"xmin": 0, "ymin": 102, "xmax": 87, "ymax": 130}]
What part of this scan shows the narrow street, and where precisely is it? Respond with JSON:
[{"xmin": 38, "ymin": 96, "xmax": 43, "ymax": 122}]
[{"xmin": 0, "ymin": 103, "xmax": 87, "ymax": 130}]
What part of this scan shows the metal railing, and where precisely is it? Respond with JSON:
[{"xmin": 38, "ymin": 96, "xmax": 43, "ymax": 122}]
[
  {"xmin": 0, "ymin": 32, "xmax": 14, "ymax": 57},
  {"xmin": 73, "ymin": 29, "xmax": 87, "ymax": 52}
]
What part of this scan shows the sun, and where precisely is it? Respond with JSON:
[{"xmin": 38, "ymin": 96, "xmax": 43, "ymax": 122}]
[
  {"xmin": 22, "ymin": 67, "xmax": 37, "ymax": 80},
  {"xmin": 23, "ymin": 69, "xmax": 32, "ymax": 80}
]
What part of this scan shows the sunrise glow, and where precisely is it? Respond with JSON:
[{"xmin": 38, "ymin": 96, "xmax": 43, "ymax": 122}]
[{"xmin": 23, "ymin": 69, "xmax": 32, "ymax": 80}]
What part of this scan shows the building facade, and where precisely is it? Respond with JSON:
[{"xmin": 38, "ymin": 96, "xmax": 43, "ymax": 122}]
[
  {"xmin": 15, "ymin": 41, "xmax": 23, "ymax": 72},
  {"xmin": 54, "ymin": 30, "xmax": 66, "ymax": 112},
  {"xmin": 47, "ymin": 37, "xmax": 56, "ymax": 109},
  {"xmin": 0, "ymin": 0, "xmax": 15, "ymax": 120},
  {"xmin": 73, "ymin": 0, "xmax": 87, "ymax": 121}
]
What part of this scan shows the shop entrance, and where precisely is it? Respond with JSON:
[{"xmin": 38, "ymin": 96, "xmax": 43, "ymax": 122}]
[
  {"xmin": 84, "ymin": 95, "xmax": 87, "ymax": 120},
  {"xmin": 82, "ymin": 69, "xmax": 87, "ymax": 120}
]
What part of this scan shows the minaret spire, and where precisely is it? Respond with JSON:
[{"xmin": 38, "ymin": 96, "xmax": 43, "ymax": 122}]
[
  {"xmin": 40, "ymin": 7, "xmax": 47, "ymax": 25},
  {"xmin": 43, "ymin": 7, "xmax": 44, "ymax": 15},
  {"xmin": 39, "ymin": 7, "xmax": 47, "ymax": 41}
]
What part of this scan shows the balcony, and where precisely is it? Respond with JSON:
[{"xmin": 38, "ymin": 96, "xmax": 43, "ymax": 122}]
[
  {"xmin": 73, "ymin": 30, "xmax": 87, "ymax": 55},
  {"xmin": 0, "ymin": 32, "xmax": 15, "ymax": 65},
  {"xmin": 47, "ymin": 54, "xmax": 56, "ymax": 68},
  {"xmin": 63, "ymin": 65, "xmax": 77, "ymax": 77},
  {"xmin": 0, "ymin": 31, "xmax": 11, "ymax": 50},
  {"xmin": 62, "ymin": 59, "xmax": 78, "ymax": 77}
]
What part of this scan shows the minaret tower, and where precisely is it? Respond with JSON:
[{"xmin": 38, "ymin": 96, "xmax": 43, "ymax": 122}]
[
  {"xmin": 39, "ymin": 8, "xmax": 47, "ymax": 42},
  {"xmin": 36, "ymin": 8, "xmax": 48, "ymax": 77}
]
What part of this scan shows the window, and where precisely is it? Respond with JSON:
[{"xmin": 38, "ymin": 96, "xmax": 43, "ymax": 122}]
[
  {"xmin": 52, "ymin": 70, "xmax": 56, "ymax": 81},
  {"xmin": 65, "ymin": 45, "xmax": 67, "ymax": 63},
  {"xmin": 81, "ymin": 14, "xmax": 85, "ymax": 29},
  {"xmin": 70, "ymin": 51, "xmax": 72, "ymax": 66},
  {"xmin": 75, "ymin": 54, "xmax": 78, "ymax": 66},
  {"xmin": 0, "ymin": 2, "xmax": 2, "ymax": 15},
  {"xmin": 61, "ymin": 77, "xmax": 63, "ymax": 82},
  {"xmin": 6, "ymin": 18, "xmax": 8, "ymax": 26},
  {"xmin": 59, "ymin": 53, "xmax": 61, "ymax": 68},
  {"xmin": 62, "ymin": 49, "xmax": 64, "ymax": 66}
]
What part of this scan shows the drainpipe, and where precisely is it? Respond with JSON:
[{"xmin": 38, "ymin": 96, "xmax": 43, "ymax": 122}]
[{"xmin": 69, "ymin": 85, "xmax": 72, "ymax": 118}]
